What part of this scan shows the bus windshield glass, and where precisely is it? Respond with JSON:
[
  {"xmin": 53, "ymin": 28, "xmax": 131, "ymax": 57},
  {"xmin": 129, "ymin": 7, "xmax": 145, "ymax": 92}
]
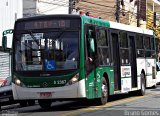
[{"xmin": 14, "ymin": 31, "xmax": 79, "ymax": 71}]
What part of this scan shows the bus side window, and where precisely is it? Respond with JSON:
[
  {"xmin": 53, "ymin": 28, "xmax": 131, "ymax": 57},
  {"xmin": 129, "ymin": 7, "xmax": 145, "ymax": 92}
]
[
  {"xmin": 96, "ymin": 27, "xmax": 110, "ymax": 66},
  {"xmin": 136, "ymin": 34, "xmax": 144, "ymax": 57},
  {"xmin": 144, "ymin": 36, "xmax": 152, "ymax": 57},
  {"xmin": 119, "ymin": 31, "xmax": 130, "ymax": 65}
]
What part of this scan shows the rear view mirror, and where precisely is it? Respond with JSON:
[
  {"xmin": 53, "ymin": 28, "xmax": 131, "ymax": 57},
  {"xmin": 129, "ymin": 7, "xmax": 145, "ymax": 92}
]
[{"xmin": 2, "ymin": 29, "xmax": 13, "ymax": 51}]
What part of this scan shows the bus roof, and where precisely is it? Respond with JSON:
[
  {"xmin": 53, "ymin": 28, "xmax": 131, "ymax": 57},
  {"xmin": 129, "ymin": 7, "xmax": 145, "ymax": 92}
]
[
  {"xmin": 81, "ymin": 15, "xmax": 153, "ymax": 35},
  {"xmin": 81, "ymin": 15, "xmax": 110, "ymax": 27},
  {"xmin": 15, "ymin": 14, "xmax": 154, "ymax": 36},
  {"xmin": 109, "ymin": 21, "xmax": 153, "ymax": 35},
  {"xmin": 16, "ymin": 14, "xmax": 81, "ymax": 22}
]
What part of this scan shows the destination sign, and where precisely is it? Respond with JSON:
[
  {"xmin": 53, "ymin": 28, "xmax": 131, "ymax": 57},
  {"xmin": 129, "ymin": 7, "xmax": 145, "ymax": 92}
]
[
  {"xmin": 16, "ymin": 18, "xmax": 80, "ymax": 30},
  {"xmin": 24, "ymin": 20, "xmax": 70, "ymax": 29}
]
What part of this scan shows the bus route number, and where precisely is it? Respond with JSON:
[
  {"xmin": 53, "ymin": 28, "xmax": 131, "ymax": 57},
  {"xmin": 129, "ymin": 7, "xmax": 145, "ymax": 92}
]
[{"xmin": 54, "ymin": 80, "xmax": 66, "ymax": 85}]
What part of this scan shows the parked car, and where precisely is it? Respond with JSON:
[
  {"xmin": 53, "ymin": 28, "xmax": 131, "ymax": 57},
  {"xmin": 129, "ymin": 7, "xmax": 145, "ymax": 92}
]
[
  {"xmin": 0, "ymin": 77, "xmax": 15, "ymax": 110},
  {"xmin": 0, "ymin": 77, "xmax": 36, "ymax": 110}
]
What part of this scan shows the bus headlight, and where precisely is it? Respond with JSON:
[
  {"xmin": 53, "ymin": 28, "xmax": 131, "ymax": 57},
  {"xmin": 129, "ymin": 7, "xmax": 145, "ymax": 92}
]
[
  {"xmin": 66, "ymin": 74, "xmax": 79, "ymax": 86},
  {"xmin": 14, "ymin": 76, "xmax": 26, "ymax": 87},
  {"xmin": 15, "ymin": 79, "xmax": 21, "ymax": 85}
]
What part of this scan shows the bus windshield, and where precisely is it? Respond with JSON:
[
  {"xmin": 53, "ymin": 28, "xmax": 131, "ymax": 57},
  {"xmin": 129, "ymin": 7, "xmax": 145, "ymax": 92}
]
[{"xmin": 15, "ymin": 31, "xmax": 79, "ymax": 71}]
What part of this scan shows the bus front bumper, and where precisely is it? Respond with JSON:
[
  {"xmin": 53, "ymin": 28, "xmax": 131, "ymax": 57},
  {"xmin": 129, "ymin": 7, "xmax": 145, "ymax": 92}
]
[{"xmin": 12, "ymin": 79, "xmax": 86, "ymax": 100}]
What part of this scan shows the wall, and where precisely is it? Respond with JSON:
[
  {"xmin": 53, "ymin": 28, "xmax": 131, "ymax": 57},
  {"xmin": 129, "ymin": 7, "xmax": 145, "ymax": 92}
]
[
  {"xmin": 0, "ymin": 0, "xmax": 23, "ymax": 47},
  {"xmin": 0, "ymin": 52, "xmax": 11, "ymax": 80},
  {"xmin": 76, "ymin": 0, "xmax": 116, "ymax": 21},
  {"xmin": 23, "ymin": 0, "xmax": 37, "ymax": 17}
]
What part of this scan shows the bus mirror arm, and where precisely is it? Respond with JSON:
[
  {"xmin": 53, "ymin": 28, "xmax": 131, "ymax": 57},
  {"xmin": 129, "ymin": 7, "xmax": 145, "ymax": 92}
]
[{"xmin": 2, "ymin": 36, "xmax": 7, "ymax": 51}]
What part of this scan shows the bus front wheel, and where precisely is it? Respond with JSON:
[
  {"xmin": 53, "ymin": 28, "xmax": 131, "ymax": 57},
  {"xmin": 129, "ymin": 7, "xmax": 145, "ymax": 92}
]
[
  {"xmin": 96, "ymin": 77, "xmax": 108, "ymax": 105},
  {"xmin": 38, "ymin": 100, "xmax": 52, "ymax": 108}
]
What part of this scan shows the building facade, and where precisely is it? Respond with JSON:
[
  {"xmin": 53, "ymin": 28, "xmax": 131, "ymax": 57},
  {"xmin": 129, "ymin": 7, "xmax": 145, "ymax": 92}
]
[
  {"xmin": 75, "ymin": 0, "xmax": 117, "ymax": 22},
  {"xmin": 147, "ymin": 0, "xmax": 160, "ymax": 38},
  {"xmin": 75, "ymin": 0, "xmax": 160, "ymax": 28},
  {"xmin": 23, "ymin": 0, "xmax": 70, "ymax": 17},
  {"xmin": 0, "ymin": 0, "xmax": 23, "ymax": 46}
]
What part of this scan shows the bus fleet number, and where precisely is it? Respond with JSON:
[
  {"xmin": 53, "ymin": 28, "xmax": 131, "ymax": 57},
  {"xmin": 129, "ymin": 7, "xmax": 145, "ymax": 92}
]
[{"xmin": 54, "ymin": 80, "xmax": 66, "ymax": 85}]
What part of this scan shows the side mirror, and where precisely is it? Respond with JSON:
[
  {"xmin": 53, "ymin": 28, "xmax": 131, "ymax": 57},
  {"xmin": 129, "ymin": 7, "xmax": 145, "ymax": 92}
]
[
  {"xmin": 1, "ymin": 29, "xmax": 13, "ymax": 51},
  {"xmin": 2, "ymin": 36, "xmax": 7, "ymax": 51},
  {"xmin": 89, "ymin": 37, "xmax": 95, "ymax": 53}
]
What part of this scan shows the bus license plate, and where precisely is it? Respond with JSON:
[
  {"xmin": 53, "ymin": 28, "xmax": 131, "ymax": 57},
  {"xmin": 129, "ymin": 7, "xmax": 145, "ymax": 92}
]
[{"xmin": 40, "ymin": 92, "xmax": 52, "ymax": 98}]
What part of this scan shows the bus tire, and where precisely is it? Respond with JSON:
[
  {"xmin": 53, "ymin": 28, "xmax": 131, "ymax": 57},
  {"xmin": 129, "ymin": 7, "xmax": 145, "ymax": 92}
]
[
  {"xmin": 19, "ymin": 101, "xmax": 27, "ymax": 107},
  {"xmin": 38, "ymin": 100, "xmax": 52, "ymax": 108},
  {"xmin": 137, "ymin": 73, "xmax": 145, "ymax": 96},
  {"xmin": 28, "ymin": 100, "xmax": 35, "ymax": 106},
  {"xmin": 96, "ymin": 77, "xmax": 108, "ymax": 105}
]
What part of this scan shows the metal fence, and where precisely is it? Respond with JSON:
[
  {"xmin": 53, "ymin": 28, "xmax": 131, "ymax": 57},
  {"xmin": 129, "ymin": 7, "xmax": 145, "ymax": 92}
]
[{"xmin": 0, "ymin": 52, "xmax": 11, "ymax": 79}]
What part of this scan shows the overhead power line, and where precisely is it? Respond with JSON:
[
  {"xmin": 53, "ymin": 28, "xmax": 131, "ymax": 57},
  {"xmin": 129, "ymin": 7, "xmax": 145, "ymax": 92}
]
[
  {"xmin": 115, "ymin": 0, "xmax": 120, "ymax": 22},
  {"xmin": 26, "ymin": 0, "xmax": 141, "ymax": 24},
  {"xmin": 81, "ymin": 0, "xmax": 115, "ymax": 9},
  {"xmin": 39, "ymin": 0, "xmax": 69, "ymax": 7}
]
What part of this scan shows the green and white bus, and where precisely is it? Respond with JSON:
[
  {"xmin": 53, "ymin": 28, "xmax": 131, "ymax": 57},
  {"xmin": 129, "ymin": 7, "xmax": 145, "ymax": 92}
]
[{"xmin": 3, "ymin": 15, "xmax": 157, "ymax": 108}]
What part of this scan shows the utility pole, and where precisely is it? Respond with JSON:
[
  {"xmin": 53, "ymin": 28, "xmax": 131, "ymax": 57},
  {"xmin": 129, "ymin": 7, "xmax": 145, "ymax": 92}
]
[
  {"xmin": 137, "ymin": 0, "xmax": 140, "ymax": 27},
  {"xmin": 153, "ymin": 12, "xmax": 157, "ymax": 28},
  {"xmin": 115, "ymin": 0, "xmax": 120, "ymax": 22},
  {"xmin": 69, "ymin": 0, "xmax": 76, "ymax": 14},
  {"xmin": 69, "ymin": 0, "xmax": 72, "ymax": 14}
]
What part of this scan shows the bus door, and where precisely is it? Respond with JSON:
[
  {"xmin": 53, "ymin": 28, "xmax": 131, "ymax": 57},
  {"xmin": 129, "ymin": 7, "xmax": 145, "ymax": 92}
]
[
  {"xmin": 85, "ymin": 25, "xmax": 97, "ymax": 99},
  {"xmin": 128, "ymin": 33, "xmax": 137, "ymax": 88},
  {"xmin": 109, "ymin": 29, "xmax": 121, "ymax": 91}
]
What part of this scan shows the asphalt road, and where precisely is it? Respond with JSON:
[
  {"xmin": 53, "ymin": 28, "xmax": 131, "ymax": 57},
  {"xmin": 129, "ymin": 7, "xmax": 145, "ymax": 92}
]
[{"xmin": 1, "ymin": 85, "xmax": 160, "ymax": 116}]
